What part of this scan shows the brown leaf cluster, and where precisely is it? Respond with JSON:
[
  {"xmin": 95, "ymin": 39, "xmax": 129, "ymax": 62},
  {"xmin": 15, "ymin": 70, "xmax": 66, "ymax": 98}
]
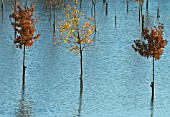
[
  {"xmin": 132, "ymin": 25, "xmax": 168, "ymax": 60},
  {"xmin": 10, "ymin": 2, "xmax": 41, "ymax": 49}
]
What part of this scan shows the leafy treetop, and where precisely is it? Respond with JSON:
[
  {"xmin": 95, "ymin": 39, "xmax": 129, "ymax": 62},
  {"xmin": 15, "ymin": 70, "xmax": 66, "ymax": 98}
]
[
  {"xmin": 54, "ymin": 4, "xmax": 95, "ymax": 55},
  {"xmin": 132, "ymin": 25, "xmax": 168, "ymax": 60},
  {"xmin": 10, "ymin": 2, "xmax": 41, "ymax": 49}
]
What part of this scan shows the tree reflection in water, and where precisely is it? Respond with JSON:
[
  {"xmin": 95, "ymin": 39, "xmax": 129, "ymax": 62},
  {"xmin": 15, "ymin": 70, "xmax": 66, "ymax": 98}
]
[
  {"xmin": 15, "ymin": 86, "xmax": 34, "ymax": 117},
  {"xmin": 150, "ymin": 98, "xmax": 154, "ymax": 117},
  {"xmin": 78, "ymin": 75, "xmax": 83, "ymax": 117}
]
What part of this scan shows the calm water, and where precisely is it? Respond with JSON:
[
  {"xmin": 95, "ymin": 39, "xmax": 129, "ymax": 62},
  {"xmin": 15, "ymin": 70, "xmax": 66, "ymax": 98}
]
[{"xmin": 0, "ymin": 0, "xmax": 170, "ymax": 117}]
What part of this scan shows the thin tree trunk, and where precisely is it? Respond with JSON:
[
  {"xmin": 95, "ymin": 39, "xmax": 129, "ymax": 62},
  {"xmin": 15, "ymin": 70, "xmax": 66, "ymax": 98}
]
[
  {"xmin": 1, "ymin": 0, "xmax": 4, "ymax": 12},
  {"xmin": 78, "ymin": 77, "xmax": 83, "ymax": 117},
  {"xmin": 141, "ymin": 5, "xmax": 143, "ymax": 18},
  {"xmin": 151, "ymin": 56, "xmax": 154, "ymax": 100},
  {"xmin": 103, "ymin": 0, "xmax": 106, "ymax": 4},
  {"xmin": 127, "ymin": 0, "xmax": 128, "ymax": 13},
  {"xmin": 53, "ymin": 5, "xmax": 56, "ymax": 35},
  {"xmin": 150, "ymin": 98, "xmax": 154, "ymax": 117},
  {"xmin": 114, "ymin": 0, "xmax": 117, "ymax": 27},
  {"xmin": 50, "ymin": 4, "xmax": 52, "ymax": 24},
  {"xmin": 80, "ymin": 45, "xmax": 83, "ymax": 78},
  {"xmin": 157, "ymin": 0, "xmax": 160, "ymax": 18},
  {"xmin": 14, "ymin": 0, "xmax": 17, "ymax": 39},
  {"xmin": 93, "ymin": 1, "xmax": 96, "ymax": 32},
  {"xmin": 139, "ymin": 2, "xmax": 140, "ymax": 22},
  {"xmin": 146, "ymin": 0, "xmax": 148, "ymax": 12},
  {"xmin": 142, "ymin": 14, "xmax": 144, "ymax": 33},
  {"xmin": 80, "ymin": 0, "xmax": 82, "ymax": 8},
  {"xmin": 23, "ymin": 45, "xmax": 26, "ymax": 86},
  {"xmin": 1, "ymin": 0, "xmax": 4, "ymax": 20},
  {"xmin": 106, "ymin": 1, "xmax": 108, "ymax": 16},
  {"xmin": 78, "ymin": 29, "xmax": 83, "ymax": 88}
]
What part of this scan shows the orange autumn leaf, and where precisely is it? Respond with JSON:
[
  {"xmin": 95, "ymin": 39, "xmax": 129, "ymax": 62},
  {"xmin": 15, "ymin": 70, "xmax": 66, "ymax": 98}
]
[
  {"xmin": 63, "ymin": 23, "xmax": 70, "ymax": 29},
  {"xmin": 84, "ymin": 22, "xmax": 90, "ymax": 28},
  {"xmin": 74, "ymin": 46, "xmax": 79, "ymax": 50}
]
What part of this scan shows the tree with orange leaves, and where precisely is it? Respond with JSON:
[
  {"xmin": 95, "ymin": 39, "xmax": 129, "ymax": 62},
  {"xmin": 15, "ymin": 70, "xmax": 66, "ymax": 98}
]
[
  {"xmin": 132, "ymin": 25, "xmax": 168, "ymax": 99},
  {"xmin": 54, "ymin": 1, "xmax": 95, "ymax": 89},
  {"xmin": 10, "ymin": 2, "xmax": 41, "ymax": 86}
]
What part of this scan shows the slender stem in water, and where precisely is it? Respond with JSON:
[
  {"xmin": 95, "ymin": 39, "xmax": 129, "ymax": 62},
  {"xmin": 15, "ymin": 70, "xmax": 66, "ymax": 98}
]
[
  {"xmin": 146, "ymin": 0, "xmax": 148, "ymax": 12},
  {"xmin": 152, "ymin": 55, "xmax": 154, "ymax": 99},
  {"xmin": 157, "ymin": 0, "xmax": 160, "ymax": 18},
  {"xmin": 115, "ymin": 0, "xmax": 116, "ymax": 17},
  {"xmin": 23, "ymin": 45, "xmax": 26, "ymax": 86},
  {"xmin": 139, "ymin": 1, "xmax": 140, "ymax": 22}
]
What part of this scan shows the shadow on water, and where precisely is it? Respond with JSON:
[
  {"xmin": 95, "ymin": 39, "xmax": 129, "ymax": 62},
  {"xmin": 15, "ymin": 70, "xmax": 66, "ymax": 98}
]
[
  {"xmin": 15, "ymin": 85, "xmax": 34, "ymax": 117},
  {"xmin": 150, "ymin": 97, "xmax": 154, "ymax": 117},
  {"xmin": 77, "ymin": 75, "xmax": 83, "ymax": 117}
]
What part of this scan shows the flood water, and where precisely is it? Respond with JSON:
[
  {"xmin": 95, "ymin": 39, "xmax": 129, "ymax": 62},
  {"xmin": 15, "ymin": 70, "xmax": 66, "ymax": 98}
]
[{"xmin": 0, "ymin": 0, "xmax": 170, "ymax": 117}]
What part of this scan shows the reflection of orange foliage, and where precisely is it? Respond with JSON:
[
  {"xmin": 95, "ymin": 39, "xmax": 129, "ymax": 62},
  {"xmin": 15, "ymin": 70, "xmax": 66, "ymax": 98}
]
[
  {"xmin": 132, "ymin": 25, "xmax": 168, "ymax": 60},
  {"xmin": 10, "ymin": 2, "xmax": 41, "ymax": 49}
]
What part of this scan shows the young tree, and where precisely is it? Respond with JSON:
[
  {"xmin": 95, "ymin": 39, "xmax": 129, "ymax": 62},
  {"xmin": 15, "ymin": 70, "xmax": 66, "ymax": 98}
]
[
  {"xmin": 55, "ymin": 1, "xmax": 95, "ymax": 88},
  {"xmin": 132, "ymin": 25, "xmax": 168, "ymax": 99},
  {"xmin": 10, "ymin": 3, "xmax": 41, "ymax": 86}
]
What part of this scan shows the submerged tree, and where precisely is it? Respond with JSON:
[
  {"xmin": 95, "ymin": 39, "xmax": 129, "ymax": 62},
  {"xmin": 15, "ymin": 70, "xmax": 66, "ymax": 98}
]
[
  {"xmin": 10, "ymin": 3, "xmax": 41, "ymax": 86},
  {"xmin": 55, "ymin": 1, "xmax": 95, "ymax": 88},
  {"xmin": 132, "ymin": 25, "xmax": 168, "ymax": 99}
]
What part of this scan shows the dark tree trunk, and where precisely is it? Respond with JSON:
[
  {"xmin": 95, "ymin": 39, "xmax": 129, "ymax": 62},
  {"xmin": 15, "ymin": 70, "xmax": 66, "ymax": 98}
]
[
  {"xmin": 14, "ymin": 0, "xmax": 17, "ymax": 39},
  {"xmin": 80, "ymin": 0, "xmax": 82, "ymax": 8},
  {"xmin": 157, "ymin": 0, "xmax": 160, "ymax": 18},
  {"xmin": 115, "ymin": 0, "xmax": 117, "ymax": 27},
  {"xmin": 146, "ymin": 0, "xmax": 148, "ymax": 12},
  {"xmin": 1, "ymin": 0, "xmax": 4, "ymax": 12},
  {"xmin": 106, "ymin": 1, "xmax": 108, "ymax": 16},
  {"xmin": 141, "ymin": 5, "xmax": 143, "ymax": 18},
  {"xmin": 23, "ymin": 45, "xmax": 26, "ymax": 86},
  {"xmin": 78, "ymin": 77, "xmax": 83, "ymax": 117},
  {"xmin": 1, "ymin": 0, "xmax": 4, "ymax": 20},
  {"xmin": 152, "ymin": 56, "xmax": 155, "ymax": 100},
  {"xmin": 80, "ymin": 46, "xmax": 83, "ymax": 79},
  {"xmin": 142, "ymin": 15, "xmax": 144, "ymax": 33},
  {"xmin": 50, "ymin": 4, "xmax": 52, "ymax": 24},
  {"xmin": 150, "ymin": 97, "xmax": 154, "ymax": 117},
  {"xmin": 53, "ymin": 5, "xmax": 56, "ymax": 35},
  {"xmin": 63, "ymin": 0, "xmax": 65, "ymax": 8},
  {"xmin": 103, "ymin": 0, "xmax": 106, "ymax": 4},
  {"xmin": 127, "ymin": 0, "xmax": 128, "ymax": 13},
  {"xmin": 92, "ymin": 1, "xmax": 96, "ymax": 32},
  {"xmin": 139, "ymin": 2, "xmax": 140, "ymax": 22}
]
